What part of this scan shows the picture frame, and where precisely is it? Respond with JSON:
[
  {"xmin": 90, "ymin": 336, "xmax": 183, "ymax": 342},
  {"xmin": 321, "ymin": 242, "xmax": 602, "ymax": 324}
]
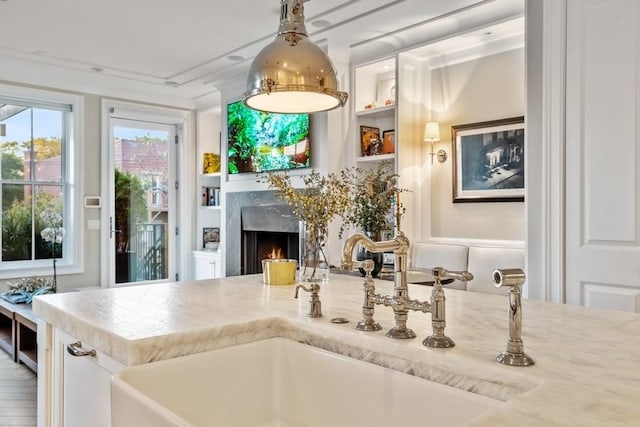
[
  {"xmin": 202, "ymin": 227, "xmax": 220, "ymax": 250},
  {"xmin": 381, "ymin": 129, "xmax": 395, "ymax": 154},
  {"xmin": 359, "ymin": 126, "xmax": 381, "ymax": 156},
  {"xmin": 451, "ymin": 116, "xmax": 525, "ymax": 203}
]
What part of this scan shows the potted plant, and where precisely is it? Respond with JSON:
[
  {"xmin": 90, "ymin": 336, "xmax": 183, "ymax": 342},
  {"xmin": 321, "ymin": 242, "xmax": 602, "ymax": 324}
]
[{"xmin": 340, "ymin": 161, "xmax": 404, "ymax": 277}]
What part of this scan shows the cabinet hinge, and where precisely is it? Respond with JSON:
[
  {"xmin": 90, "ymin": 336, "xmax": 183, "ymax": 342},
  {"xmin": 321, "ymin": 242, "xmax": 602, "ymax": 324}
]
[
  {"xmin": 174, "ymin": 135, "xmax": 178, "ymax": 144},
  {"xmin": 175, "ymin": 181, "xmax": 179, "ymax": 190},
  {"xmin": 175, "ymin": 273, "xmax": 179, "ymax": 281},
  {"xmin": 175, "ymin": 227, "xmax": 179, "ymax": 236}
]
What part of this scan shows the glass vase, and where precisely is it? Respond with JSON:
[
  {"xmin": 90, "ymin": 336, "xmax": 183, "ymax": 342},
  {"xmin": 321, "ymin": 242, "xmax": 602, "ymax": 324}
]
[
  {"xmin": 300, "ymin": 222, "xmax": 330, "ymax": 284},
  {"xmin": 357, "ymin": 231, "xmax": 384, "ymax": 278}
]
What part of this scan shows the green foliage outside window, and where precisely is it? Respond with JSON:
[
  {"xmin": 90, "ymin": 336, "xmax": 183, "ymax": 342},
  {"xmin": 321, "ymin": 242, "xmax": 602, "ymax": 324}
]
[
  {"xmin": 2, "ymin": 193, "xmax": 63, "ymax": 261},
  {"xmin": 114, "ymin": 168, "xmax": 148, "ymax": 253}
]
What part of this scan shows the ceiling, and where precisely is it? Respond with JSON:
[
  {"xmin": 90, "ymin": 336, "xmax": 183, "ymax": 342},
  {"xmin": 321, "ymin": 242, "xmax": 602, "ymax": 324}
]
[{"xmin": 0, "ymin": 0, "xmax": 524, "ymax": 109}]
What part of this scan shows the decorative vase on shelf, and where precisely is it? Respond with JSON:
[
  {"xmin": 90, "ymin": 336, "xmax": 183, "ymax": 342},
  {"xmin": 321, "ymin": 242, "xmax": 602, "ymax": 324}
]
[
  {"xmin": 300, "ymin": 222, "xmax": 330, "ymax": 284},
  {"xmin": 357, "ymin": 231, "xmax": 384, "ymax": 278}
]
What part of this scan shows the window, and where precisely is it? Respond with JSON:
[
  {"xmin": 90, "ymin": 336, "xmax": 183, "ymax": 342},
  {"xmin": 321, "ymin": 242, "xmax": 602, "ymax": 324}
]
[{"xmin": 0, "ymin": 85, "xmax": 82, "ymax": 277}]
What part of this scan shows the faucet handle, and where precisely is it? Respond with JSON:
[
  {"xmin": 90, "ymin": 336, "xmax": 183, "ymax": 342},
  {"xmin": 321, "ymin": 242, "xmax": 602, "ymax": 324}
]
[
  {"xmin": 294, "ymin": 283, "xmax": 322, "ymax": 318},
  {"xmin": 342, "ymin": 259, "xmax": 375, "ymax": 274},
  {"xmin": 431, "ymin": 266, "xmax": 474, "ymax": 282}
]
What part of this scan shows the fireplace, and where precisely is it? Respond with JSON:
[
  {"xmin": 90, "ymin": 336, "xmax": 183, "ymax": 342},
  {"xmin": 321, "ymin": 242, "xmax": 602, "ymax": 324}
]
[{"xmin": 241, "ymin": 205, "xmax": 300, "ymax": 275}]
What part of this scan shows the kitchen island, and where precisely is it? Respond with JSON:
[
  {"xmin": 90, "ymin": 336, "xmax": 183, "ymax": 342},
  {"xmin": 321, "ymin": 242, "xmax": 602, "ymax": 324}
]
[{"xmin": 34, "ymin": 274, "xmax": 640, "ymax": 426}]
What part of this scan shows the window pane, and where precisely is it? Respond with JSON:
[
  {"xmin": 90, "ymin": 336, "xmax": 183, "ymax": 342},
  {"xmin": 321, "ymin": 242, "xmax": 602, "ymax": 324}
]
[
  {"xmin": 33, "ymin": 109, "xmax": 63, "ymax": 182},
  {"xmin": 35, "ymin": 185, "xmax": 64, "ymax": 260},
  {"xmin": 1, "ymin": 107, "xmax": 28, "ymax": 181},
  {"xmin": 2, "ymin": 184, "xmax": 32, "ymax": 261}
]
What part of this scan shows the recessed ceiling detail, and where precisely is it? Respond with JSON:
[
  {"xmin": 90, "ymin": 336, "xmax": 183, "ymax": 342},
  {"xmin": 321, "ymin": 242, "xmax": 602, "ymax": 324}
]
[{"xmin": 0, "ymin": 0, "xmax": 524, "ymax": 108}]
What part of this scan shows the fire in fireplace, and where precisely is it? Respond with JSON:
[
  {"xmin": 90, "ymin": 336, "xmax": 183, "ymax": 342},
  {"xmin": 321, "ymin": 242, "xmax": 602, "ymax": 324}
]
[{"xmin": 240, "ymin": 205, "xmax": 300, "ymax": 275}]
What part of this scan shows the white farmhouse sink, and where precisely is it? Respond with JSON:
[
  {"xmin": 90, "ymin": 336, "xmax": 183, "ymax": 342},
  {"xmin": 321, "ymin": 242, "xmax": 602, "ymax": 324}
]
[{"xmin": 112, "ymin": 337, "xmax": 501, "ymax": 427}]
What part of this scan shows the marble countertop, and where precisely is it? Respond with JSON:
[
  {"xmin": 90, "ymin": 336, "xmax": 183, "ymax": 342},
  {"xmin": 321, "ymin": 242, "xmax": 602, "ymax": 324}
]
[{"xmin": 33, "ymin": 274, "xmax": 640, "ymax": 426}]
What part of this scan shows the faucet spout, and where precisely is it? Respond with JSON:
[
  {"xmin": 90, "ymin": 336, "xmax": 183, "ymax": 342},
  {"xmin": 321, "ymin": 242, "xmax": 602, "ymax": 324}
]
[
  {"xmin": 341, "ymin": 232, "xmax": 409, "ymax": 270},
  {"xmin": 341, "ymin": 231, "xmax": 416, "ymax": 339}
]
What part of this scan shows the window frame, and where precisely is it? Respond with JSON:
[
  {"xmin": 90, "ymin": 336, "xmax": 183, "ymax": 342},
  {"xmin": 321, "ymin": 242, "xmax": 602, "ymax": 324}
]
[{"xmin": 0, "ymin": 84, "xmax": 84, "ymax": 279}]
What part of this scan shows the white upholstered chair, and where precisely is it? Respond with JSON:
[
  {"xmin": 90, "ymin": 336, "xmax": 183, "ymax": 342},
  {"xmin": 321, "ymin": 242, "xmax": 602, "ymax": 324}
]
[{"xmin": 466, "ymin": 246, "xmax": 525, "ymax": 295}]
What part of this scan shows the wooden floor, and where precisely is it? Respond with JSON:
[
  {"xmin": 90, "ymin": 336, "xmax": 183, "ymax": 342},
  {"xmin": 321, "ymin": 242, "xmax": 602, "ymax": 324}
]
[{"xmin": 0, "ymin": 350, "xmax": 36, "ymax": 427}]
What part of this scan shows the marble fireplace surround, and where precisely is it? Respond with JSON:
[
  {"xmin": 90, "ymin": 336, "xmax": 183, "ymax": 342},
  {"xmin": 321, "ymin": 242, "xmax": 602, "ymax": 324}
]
[{"xmin": 225, "ymin": 191, "xmax": 300, "ymax": 276}]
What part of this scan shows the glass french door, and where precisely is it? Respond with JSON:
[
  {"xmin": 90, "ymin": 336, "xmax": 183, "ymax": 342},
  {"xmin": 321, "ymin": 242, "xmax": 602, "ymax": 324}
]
[{"xmin": 108, "ymin": 118, "xmax": 177, "ymax": 285}]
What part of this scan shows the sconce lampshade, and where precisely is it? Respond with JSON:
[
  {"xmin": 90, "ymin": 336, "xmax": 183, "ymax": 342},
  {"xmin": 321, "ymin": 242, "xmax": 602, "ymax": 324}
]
[
  {"xmin": 424, "ymin": 121, "xmax": 440, "ymax": 142},
  {"xmin": 242, "ymin": 0, "xmax": 348, "ymax": 114}
]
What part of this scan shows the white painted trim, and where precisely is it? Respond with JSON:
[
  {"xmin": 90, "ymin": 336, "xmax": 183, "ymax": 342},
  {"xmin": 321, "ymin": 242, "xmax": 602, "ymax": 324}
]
[
  {"xmin": 425, "ymin": 236, "xmax": 525, "ymax": 249},
  {"xmin": 0, "ymin": 83, "xmax": 84, "ymax": 280},
  {"xmin": 525, "ymin": 0, "xmax": 566, "ymax": 303},
  {"xmin": 99, "ymin": 99, "xmax": 193, "ymax": 287},
  {"xmin": 427, "ymin": 33, "xmax": 525, "ymax": 70},
  {"xmin": 543, "ymin": 0, "xmax": 567, "ymax": 304}
]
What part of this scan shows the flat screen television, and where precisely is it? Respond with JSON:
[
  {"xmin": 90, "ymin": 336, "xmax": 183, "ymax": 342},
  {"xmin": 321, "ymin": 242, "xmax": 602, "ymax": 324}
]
[{"xmin": 227, "ymin": 100, "xmax": 310, "ymax": 174}]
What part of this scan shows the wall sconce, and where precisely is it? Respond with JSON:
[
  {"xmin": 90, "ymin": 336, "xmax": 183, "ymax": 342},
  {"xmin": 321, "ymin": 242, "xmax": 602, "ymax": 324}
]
[
  {"xmin": 0, "ymin": 123, "xmax": 5, "ymax": 137},
  {"xmin": 424, "ymin": 121, "xmax": 447, "ymax": 164}
]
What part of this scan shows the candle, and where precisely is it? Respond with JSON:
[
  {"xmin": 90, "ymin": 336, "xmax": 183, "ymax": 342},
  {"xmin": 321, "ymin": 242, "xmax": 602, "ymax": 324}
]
[{"xmin": 262, "ymin": 259, "xmax": 298, "ymax": 285}]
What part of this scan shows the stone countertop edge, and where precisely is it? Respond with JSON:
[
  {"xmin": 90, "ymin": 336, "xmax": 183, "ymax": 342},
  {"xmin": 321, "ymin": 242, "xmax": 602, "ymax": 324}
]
[{"xmin": 32, "ymin": 275, "xmax": 640, "ymax": 426}]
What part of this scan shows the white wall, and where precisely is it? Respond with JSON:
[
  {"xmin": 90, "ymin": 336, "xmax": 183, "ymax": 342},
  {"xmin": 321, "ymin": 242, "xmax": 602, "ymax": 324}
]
[{"xmin": 428, "ymin": 48, "xmax": 525, "ymax": 241}]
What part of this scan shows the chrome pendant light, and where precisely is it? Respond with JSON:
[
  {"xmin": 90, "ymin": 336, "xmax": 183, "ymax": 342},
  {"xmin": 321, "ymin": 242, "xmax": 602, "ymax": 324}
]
[{"xmin": 242, "ymin": 0, "xmax": 348, "ymax": 113}]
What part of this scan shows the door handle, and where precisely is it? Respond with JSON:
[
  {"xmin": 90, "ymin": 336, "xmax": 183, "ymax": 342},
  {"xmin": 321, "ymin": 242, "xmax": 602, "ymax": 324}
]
[
  {"xmin": 67, "ymin": 341, "xmax": 96, "ymax": 357},
  {"xmin": 109, "ymin": 216, "xmax": 122, "ymax": 238}
]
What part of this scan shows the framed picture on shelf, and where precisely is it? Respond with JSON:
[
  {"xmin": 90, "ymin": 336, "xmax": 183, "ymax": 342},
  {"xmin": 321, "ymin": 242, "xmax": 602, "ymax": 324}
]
[
  {"xmin": 451, "ymin": 116, "xmax": 525, "ymax": 203},
  {"xmin": 382, "ymin": 130, "xmax": 395, "ymax": 154},
  {"xmin": 203, "ymin": 152, "xmax": 221, "ymax": 174},
  {"xmin": 360, "ymin": 126, "xmax": 381, "ymax": 156},
  {"xmin": 202, "ymin": 227, "xmax": 220, "ymax": 250}
]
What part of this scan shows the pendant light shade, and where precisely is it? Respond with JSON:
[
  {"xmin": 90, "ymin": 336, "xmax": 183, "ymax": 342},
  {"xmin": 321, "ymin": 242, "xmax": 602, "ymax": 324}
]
[{"xmin": 242, "ymin": 0, "xmax": 348, "ymax": 113}]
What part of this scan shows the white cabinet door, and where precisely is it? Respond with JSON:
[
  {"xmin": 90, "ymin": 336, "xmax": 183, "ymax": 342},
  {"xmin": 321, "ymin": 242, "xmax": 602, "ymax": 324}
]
[
  {"xmin": 193, "ymin": 250, "xmax": 221, "ymax": 279},
  {"xmin": 52, "ymin": 329, "xmax": 124, "ymax": 427},
  {"xmin": 565, "ymin": 0, "xmax": 640, "ymax": 312}
]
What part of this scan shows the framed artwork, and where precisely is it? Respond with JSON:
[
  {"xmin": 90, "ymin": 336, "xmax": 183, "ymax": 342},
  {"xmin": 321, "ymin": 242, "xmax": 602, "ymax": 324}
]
[
  {"xmin": 202, "ymin": 227, "xmax": 220, "ymax": 249},
  {"xmin": 360, "ymin": 126, "xmax": 381, "ymax": 156},
  {"xmin": 451, "ymin": 116, "xmax": 525, "ymax": 203},
  {"xmin": 381, "ymin": 129, "xmax": 395, "ymax": 154}
]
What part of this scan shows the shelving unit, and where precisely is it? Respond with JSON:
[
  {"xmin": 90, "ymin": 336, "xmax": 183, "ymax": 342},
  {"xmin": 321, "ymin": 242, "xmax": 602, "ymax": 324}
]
[
  {"xmin": 0, "ymin": 301, "xmax": 14, "ymax": 359},
  {"xmin": 15, "ymin": 310, "xmax": 37, "ymax": 373},
  {"xmin": 194, "ymin": 107, "xmax": 223, "ymax": 279},
  {"xmin": 0, "ymin": 299, "xmax": 37, "ymax": 373},
  {"xmin": 353, "ymin": 57, "xmax": 397, "ymax": 170}
]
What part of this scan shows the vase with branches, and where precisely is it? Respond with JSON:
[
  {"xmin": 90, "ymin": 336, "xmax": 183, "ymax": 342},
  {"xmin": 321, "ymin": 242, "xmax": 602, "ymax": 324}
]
[
  {"xmin": 262, "ymin": 170, "xmax": 352, "ymax": 282},
  {"xmin": 340, "ymin": 161, "xmax": 406, "ymax": 276}
]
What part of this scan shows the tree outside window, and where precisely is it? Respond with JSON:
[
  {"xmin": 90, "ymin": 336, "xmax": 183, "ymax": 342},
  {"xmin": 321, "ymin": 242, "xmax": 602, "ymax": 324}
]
[{"xmin": 0, "ymin": 105, "xmax": 65, "ymax": 263}]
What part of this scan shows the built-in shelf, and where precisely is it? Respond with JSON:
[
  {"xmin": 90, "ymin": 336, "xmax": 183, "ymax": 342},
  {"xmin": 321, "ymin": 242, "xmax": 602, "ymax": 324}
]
[
  {"xmin": 355, "ymin": 105, "xmax": 395, "ymax": 119},
  {"xmin": 201, "ymin": 172, "xmax": 221, "ymax": 178},
  {"xmin": 201, "ymin": 205, "xmax": 222, "ymax": 210},
  {"xmin": 356, "ymin": 153, "xmax": 396, "ymax": 163}
]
